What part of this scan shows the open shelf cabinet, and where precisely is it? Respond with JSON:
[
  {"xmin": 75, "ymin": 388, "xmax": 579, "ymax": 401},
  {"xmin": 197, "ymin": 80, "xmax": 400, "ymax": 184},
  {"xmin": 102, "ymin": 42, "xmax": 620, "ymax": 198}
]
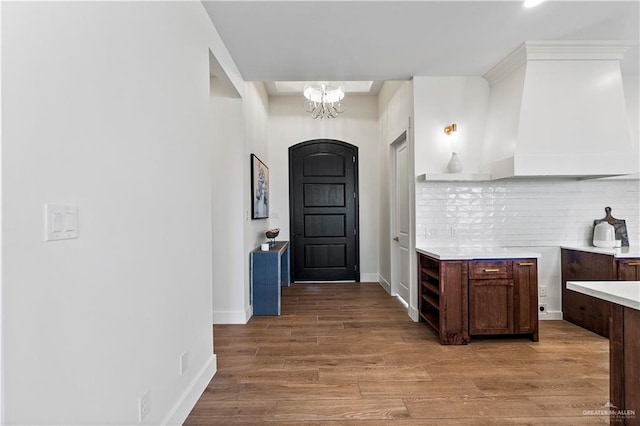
[{"xmin": 417, "ymin": 253, "xmax": 469, "ymax": 345}]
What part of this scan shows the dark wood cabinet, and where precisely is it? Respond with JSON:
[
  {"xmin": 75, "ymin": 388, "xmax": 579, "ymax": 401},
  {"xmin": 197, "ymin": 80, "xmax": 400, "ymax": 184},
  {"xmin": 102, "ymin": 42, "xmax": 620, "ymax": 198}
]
[
  {"xmin": 418, "ymin": 255, "xmax": 468, "ymax": 345},
  {"xmin": 561, "ymin": 248, "xmax": 639, "ymax": 338},
  {"xmin": 418, "ymin": 253, "xmax": 538, "ymax": 344},
  {"xmin": 469, "ymin": 259, "xmax": 538, "ymax": 341},
  {"xmin": 469, "ymin": 278, "xmax": 514, "ymax": 334},
  {"xmin": 617, "ymin": 259, "xmax": 640, "ymax": 281},
  {"xmin": 610, "ymin": 305, "xmax": 640, "ymax": 426},
  {"xmin": 514, "ymin": 260, "xmax": 539, "ymax": 340}
]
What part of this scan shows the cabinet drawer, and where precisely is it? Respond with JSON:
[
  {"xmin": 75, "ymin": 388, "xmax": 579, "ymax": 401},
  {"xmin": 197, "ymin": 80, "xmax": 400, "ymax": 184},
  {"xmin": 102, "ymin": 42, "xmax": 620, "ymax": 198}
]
[
  {"xmin": 617, "ymin": 258, "xmax": 640, "ymax": 281},
  {"xmin": 469, "ymin": 260, "xmax": 512, "ymax": 279}
]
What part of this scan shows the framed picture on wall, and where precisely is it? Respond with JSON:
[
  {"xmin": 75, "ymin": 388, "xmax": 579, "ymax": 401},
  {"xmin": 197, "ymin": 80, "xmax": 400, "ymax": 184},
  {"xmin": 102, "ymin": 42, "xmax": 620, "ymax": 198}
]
[{"xmin": 251, "ymin": 154, "xmax": 269, "ymax": 219}]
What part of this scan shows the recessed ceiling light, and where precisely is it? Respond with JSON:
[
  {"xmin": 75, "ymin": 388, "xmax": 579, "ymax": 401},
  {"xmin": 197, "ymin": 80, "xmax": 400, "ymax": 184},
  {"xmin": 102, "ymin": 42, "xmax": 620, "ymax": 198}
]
[{"xmin": 524, "ymin": 0, "xmax": 545, "ymax": 8}]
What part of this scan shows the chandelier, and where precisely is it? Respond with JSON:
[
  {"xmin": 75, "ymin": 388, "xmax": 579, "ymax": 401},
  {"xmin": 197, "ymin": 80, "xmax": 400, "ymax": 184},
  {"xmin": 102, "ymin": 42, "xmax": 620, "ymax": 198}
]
[{"xmin": 303, "ymin": 84, "xmax": 345, "ymax": 119}]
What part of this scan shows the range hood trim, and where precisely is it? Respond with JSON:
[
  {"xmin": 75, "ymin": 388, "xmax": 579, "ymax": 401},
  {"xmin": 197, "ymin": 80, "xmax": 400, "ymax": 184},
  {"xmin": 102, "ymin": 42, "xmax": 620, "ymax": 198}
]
[{"xmin": 484, "ymin": 41, "xmax": 635, "ymax": 87}]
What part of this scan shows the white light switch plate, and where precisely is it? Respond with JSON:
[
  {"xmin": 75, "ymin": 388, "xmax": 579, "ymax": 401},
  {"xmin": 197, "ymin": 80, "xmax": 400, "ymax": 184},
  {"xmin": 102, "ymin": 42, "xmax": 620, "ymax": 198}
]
[{"xmin": 45, "ymin": 204, "xmax": 78, "ymax": 241}]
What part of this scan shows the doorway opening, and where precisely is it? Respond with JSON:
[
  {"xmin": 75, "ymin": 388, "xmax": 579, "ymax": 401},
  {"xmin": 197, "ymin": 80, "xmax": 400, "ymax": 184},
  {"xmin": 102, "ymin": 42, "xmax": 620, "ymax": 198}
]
[{"xmin": 289, "ymin": 139, "xmax": 359, "ymax": 282}]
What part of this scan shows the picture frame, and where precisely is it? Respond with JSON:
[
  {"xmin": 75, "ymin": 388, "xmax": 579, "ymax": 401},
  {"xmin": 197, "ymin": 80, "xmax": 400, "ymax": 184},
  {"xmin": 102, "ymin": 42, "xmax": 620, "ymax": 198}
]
[{"xmin": 251, "ymin": 154, "xmax": 269, "ymax": 219}]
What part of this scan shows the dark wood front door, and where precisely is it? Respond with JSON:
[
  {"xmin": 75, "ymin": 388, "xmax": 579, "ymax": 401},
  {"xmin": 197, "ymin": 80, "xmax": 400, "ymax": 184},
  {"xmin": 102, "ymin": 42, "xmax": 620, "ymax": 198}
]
[{"xmin": 289, "ymin": 140, "xmax": 359, "ymax": 282}]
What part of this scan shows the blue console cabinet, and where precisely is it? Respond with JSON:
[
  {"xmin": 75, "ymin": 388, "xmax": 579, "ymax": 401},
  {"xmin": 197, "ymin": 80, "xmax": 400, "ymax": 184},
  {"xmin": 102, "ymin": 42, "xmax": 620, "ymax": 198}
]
[{"xmin": 250, "ymin": 241, "xmax": 290, "ymax": 316}]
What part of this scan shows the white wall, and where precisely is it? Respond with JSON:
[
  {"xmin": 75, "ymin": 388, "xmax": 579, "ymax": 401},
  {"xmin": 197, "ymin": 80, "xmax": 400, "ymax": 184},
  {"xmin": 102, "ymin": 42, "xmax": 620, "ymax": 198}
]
[
  {"xmin": 268, "ymin": 95, "xmax": 380, "ymax": 282},
  {"xmin": 2, "ymin": 2, "xmax": 234, "ymax": 424},
  {"xmin": 209, "ymin": 78, "xmax": 269, "ymax": 325},
  {"xmin": 413, "ymin": 77, "xmax": 490, "ymax": 175},
  {"xmin": 243, "ymin": 82, "xmax": 270, "ymax": 313},
  {"xmin": 210, "ymin": 77, "xmax": 247, "ymax": 324}
]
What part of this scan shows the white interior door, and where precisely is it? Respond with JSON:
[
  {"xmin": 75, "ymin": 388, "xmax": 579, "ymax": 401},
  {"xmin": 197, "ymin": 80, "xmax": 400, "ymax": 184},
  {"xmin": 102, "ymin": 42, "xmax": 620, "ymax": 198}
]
[{"xmin": 392, "ymin": 137, "xmax": 410, "ymax": 305}]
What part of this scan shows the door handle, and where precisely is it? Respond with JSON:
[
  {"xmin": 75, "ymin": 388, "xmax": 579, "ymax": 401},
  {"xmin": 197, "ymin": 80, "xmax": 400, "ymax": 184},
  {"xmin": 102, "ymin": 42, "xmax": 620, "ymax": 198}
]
[{"xmin": 393, "ymin": 236, "xmax": 399, "ymax": 242}]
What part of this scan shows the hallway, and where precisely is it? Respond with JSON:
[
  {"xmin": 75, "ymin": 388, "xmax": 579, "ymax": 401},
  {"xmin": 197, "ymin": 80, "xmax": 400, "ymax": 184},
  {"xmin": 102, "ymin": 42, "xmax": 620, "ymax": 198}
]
[{"xmin": 186, "ymin": 283, "xmax": 609, "ymax": 424}]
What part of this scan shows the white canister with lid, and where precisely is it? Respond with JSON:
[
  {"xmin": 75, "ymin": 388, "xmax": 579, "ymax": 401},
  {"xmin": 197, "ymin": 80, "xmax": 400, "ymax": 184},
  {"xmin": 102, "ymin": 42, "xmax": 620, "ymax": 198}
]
[{"xmin": 593, "ymin": 221, "xmax": 616, "ymax": 248}]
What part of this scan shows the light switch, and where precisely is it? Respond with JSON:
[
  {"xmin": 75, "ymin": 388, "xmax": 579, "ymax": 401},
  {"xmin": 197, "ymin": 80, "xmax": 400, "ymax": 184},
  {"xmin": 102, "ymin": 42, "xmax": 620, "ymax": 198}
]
[{"xmin": 45, "ymin": 204, "xmax": 78, "ymax": 241}]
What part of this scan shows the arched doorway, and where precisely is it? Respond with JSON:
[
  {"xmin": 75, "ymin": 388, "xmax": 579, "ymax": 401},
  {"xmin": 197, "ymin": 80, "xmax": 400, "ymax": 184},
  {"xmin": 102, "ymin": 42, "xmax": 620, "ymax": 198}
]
[{"xmin": 289, "ymin": 139, "xmax": 359, "ymax": 282}]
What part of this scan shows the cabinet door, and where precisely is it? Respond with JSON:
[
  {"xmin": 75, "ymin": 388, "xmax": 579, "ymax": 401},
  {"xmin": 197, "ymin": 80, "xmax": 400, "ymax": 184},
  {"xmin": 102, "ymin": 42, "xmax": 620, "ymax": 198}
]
[
  {"xmin": 617, "ymin": 259, "xmax": 640, "ymax": 281},
  {"xmin": 513, "ymin": 259, "xmax": 538, "ymax": 340},
  {"xmin": 561, "ymin": 249, "xmax": 616, "ymax": 338},
  {"xmin": 469, "ymin": 279, "xmax": 514, "ymax": 335}
]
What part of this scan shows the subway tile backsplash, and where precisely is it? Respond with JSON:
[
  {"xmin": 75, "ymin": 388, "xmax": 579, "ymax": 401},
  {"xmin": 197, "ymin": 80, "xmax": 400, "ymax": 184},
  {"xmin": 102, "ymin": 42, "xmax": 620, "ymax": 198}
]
[{"xmin": 416, "ymin": 179, "xmax": 640, "ymax": 248}]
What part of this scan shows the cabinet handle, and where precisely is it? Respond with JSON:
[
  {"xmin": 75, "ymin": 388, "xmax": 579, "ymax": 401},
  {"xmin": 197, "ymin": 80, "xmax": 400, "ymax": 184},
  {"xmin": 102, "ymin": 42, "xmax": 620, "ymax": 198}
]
[
  {"xmin": 483, "ymin": 268, "xmax": 501, "ymax": 272},
  {"xmin": 626, "ymin": 262, "xmax": 640, "ymax": 266},
  {"xmin": 518, "ymin": 262, "xmax": 535, "ymax": 266}
]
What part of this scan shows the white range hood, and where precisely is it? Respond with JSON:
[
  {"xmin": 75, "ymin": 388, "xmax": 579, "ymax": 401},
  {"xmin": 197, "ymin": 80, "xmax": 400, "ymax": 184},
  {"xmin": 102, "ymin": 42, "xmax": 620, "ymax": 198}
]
[{"xmin": 483, "ymin": 41, "xmax": 638, "ymax": 179}]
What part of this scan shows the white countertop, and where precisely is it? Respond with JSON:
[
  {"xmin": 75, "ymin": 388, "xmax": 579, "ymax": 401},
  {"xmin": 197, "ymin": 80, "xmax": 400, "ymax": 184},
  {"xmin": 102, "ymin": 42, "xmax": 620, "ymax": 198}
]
[
  {"xmin": 561, "ymin": 245, "xmax": 640, "ymax": 258},
  {"xmin": 567, "ymin": 281, "xmax": 640, "ymax": 311},
  {"xmin": 416, "ymin": 246, "xmax": 541, "ymax": 261}
]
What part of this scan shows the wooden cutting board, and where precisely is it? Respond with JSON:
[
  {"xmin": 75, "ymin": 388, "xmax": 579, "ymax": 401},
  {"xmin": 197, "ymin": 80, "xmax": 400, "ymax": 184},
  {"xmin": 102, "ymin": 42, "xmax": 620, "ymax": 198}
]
[{"xmin": 593, "ymin": 206, "xmax": 629, "ymax": 247}]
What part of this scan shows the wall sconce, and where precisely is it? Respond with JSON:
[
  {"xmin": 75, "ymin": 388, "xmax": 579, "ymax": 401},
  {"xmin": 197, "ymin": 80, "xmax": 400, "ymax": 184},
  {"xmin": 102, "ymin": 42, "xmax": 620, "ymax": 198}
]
[{"xmin": 444, "ymin": 123, "xmax": 457, "ymax": 136}]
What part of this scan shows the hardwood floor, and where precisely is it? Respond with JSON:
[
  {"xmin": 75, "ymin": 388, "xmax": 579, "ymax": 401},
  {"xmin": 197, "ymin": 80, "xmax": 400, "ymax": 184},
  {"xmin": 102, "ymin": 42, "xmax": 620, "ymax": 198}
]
[{"xmin": 185, "ymin": 283, "xmax": 610, "ymax": 425}]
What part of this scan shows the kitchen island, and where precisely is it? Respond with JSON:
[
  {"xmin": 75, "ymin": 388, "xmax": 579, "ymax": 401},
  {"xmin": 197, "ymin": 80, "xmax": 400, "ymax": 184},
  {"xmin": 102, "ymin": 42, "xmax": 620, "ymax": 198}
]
[
  {"xmin": 567, "ymin": 281, "xmax": 639, "ymax": 425},
  {"xmin": 561, "ymin": 246, "xmax": 640, "ymax": 337},
  {"xmin": 416, "ymin": 246, "xmax": 541, "ymax": 345}
]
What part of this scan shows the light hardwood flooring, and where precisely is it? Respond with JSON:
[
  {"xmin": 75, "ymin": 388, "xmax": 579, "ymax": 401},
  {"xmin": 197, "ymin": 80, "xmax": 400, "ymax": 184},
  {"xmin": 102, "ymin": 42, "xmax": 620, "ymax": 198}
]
[{"xmin": 185, "ymin": 283, "xmax": 611, "ymax": 425}]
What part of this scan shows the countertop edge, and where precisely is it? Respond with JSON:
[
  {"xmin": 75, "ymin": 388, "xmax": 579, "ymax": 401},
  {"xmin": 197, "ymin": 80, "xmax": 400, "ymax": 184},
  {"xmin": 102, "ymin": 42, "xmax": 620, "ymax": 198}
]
[
  {"xmin": 416, "ymin": 246, "xmax": 542, "ymax": 261},
  {"xmin": 567, "ymin": 281, "xmax": 640, "ymax": 311},
  {"xmin": 561, "ymin": 245, "xmax": 640, "ymax": 258}
]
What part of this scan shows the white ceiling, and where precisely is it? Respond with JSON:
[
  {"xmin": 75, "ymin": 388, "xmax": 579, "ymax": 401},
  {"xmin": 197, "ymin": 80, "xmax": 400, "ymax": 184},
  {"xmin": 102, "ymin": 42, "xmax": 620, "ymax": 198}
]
[{"xmin": 202, "ymin": 1, "xmax": 639, "ymax": 95}]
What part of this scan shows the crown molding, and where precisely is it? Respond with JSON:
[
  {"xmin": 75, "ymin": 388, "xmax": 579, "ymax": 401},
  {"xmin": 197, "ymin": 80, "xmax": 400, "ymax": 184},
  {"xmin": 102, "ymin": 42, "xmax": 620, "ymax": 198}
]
[{"xmin": 483, "ymin": 41, "xmax": 635, "ymax": 86}]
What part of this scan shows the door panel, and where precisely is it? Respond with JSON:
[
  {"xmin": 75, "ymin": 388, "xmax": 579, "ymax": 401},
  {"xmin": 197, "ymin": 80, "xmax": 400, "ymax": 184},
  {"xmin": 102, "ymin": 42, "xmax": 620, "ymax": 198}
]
[
  {"xmin": 304, "ymin": 215, "xmax": 345, "ymax": 237},
  {"xmin": 303, "ymin": 153, "xmax": 345, "ymax": 176},
  {"xmin": 305, "ymin": 244, "xmax": 347, "ymax": 268},
  {"xmin": 290, "ymin": 140, "xmax": 359, "ymax": 281},
  {"xmin": 304, "ymin": 184, "xmax": 345, "ymax": 207},
  {"xmin": 393, "ymin": 139, "xmax": 410, "ymax": 304}
]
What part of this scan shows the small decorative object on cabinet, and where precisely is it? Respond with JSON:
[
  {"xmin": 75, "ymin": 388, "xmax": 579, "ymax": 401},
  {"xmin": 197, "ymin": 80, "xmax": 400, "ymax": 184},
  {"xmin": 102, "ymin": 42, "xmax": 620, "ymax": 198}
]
[
  {"xmin": 446, "ymin": 152, "xmax": 463, "ymax": 173},
  {"xmin": 265, "ymin": 228, "xmax": 280, "ymax": 246},
  {"xmin": 250, "ymin": 241, "xmax": 290, "ymax": 315},
  {"xmin": 593, "ymin": 206, "xmax": 629, "ymax": 247}
]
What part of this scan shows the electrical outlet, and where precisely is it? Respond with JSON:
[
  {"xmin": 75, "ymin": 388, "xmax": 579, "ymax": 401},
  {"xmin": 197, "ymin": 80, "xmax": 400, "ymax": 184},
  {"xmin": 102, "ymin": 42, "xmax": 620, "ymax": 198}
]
[
  {"xmin": 139, "ymin": 390, "xmax": 150, "ymax": 423},
  {"xmin": 180, "ymin": 351, "xmax": 189, "ymax": 376},
  {"xmin": 539, "ymin": 287, "xmax": 547, "ymax": 297},
  {"xmin": 539, "ymin": 304, "xmax": 547, "ymax": 314}
]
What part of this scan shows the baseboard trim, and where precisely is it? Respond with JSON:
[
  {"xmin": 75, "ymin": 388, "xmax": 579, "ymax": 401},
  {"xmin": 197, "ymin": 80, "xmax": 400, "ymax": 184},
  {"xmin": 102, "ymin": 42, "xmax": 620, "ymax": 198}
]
[
  {"xmin": 378, "ymin": 275, "xmax": 391, "ymax": 294},
  {"xmin": 213, "ymin": 309, "xmax": 249, "ymax": 324},
  {"xmin": 360, "ymin": 273, "xmax": 379, "ymax": 283},
  {"xmin": 539, "ymin": 310, "xmax": 563, "ymax": 320},
  {"xmin": 245, "ymin": 305, "xmax": 253, "ymax": 323},
  {"xmin": 409, "ymin": 306, "xmax": 419, "ymax": 322},
  {"xmin": 162, "ymin": 354, "xmax": 217, "ymax": 425}
]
